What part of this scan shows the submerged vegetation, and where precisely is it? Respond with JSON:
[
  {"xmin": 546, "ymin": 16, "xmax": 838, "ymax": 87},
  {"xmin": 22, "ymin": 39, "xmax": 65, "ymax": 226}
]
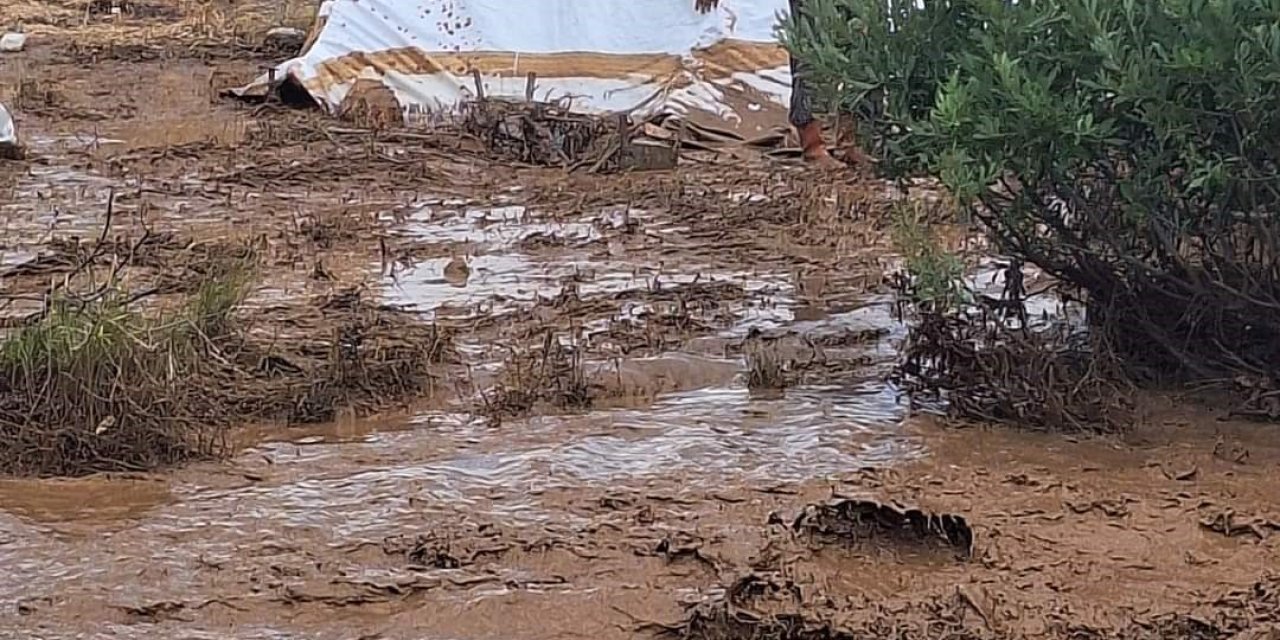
[
  {"xmin": 787, "ymin": 0, "xmax": 1280, "ymax": 424},
  {"xmin": 480, "ymin": 330, "xmax": 600, "ymax": 421},
  {"xmin": 886, "ymin": 202, "xmax": 1136, "ymax": 433}
]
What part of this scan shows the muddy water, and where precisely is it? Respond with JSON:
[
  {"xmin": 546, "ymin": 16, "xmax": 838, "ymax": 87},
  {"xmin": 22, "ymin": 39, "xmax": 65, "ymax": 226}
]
[
  {"xmin": 0, "ymin": 169, "xmax": 921, "ymax": 638},
  {"xmin": 11, "ymin": 158, "xmax": 1268, "ymax": 640},
  {"xmin": 0, "ymin": 382, "xmax": 915, "ymax": 638}
]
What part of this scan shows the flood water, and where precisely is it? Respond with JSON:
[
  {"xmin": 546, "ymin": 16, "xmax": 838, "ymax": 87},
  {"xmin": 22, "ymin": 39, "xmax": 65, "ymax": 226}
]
[
  {"xmin": 0, "ymin": 157, "xmax": 923, "ymax": 637},
  {"xmin": 7, "ymin": 130, "xmax": 1230, "ymax": 640}
]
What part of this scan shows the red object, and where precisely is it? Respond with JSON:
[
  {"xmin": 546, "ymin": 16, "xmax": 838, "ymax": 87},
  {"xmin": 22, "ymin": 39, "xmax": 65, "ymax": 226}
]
[{"xmin": 797, "ymin": 121, "xmax": 836, "ymax": 165}]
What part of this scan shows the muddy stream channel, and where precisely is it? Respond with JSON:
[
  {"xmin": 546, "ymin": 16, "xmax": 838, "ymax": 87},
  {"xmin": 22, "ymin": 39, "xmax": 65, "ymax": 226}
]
[{"xmin": 0, "ymin": 123, "xmax": 938, "ymax": 638}]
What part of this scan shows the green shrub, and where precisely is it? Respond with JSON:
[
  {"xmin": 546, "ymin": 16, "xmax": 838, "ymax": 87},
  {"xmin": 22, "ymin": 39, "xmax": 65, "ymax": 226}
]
[
  {"xmin": 784, "ymin": 0, "xmax": 1280, "ymax": 382},
  {"xmin": 889, "ymin": 201, "xmax": 969, "ymax": 313}
]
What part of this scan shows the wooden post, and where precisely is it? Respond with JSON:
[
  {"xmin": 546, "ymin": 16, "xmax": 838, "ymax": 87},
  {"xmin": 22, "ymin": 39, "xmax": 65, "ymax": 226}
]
[
  {"xmin": 470, "ymin": 68, "xmax": 485, "ymax": 100},
  {"xmin": 524, "ymin": 72, "xmax": 537, "ymax": 102}
]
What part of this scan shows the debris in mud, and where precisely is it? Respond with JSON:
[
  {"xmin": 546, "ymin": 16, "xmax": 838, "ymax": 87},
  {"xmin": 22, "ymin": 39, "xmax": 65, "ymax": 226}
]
[
  {"xmin": 1198, "ymin": 510, "xmax": 1280, "ymax": 540},
  {"xmin": 15, "ymin": 595, "xmax": 56, "ymax": 616},
  {"xmin": 1226, "ymin": 375, "xmax": 1280, "ymax": 422},
  {"xmin": 1213, "ymin": 436, "xmax": 1251, "ymax": 465},
  {"xmin": 62, "ymin": 38, "xmax": 273, "ymax": 64},
  {"xmin": 263, "ymin": 26, "xmax": 307, "ymax": 56},
  {"xmin": 791, "ymin": 498, "xmax": 974, "ymax": 559},
  {"xmin": 670, "ymin": 573, "xmax": 853, "ymax": 640},
  {"xmin": 0, "ymin": 102, "xmax": 21, "ymax": 160},
  {"xmin": 11, "ymin": 75, "xmax": 70, "ymax": 117},
  {"xmin": 116, "ymin": 597, "xmax": 245, "ymax": 622},
  {"xmin": 462, "ymin": 98, "xmax": 663, "ymax": 172},
  {"xmin": 896, "ymin": 306, "xmax": 1136, "ymax": 433},
  {"xmin": 669, "ymin": 573, "xmax": 992, "ymax": 640},
  {"xmin": 117, "ymin": 600, "xmax": 190, "ymax": 622},
  {"xmin": 522, "ymin": 277, "xmax": 741, "ymax": 385},
  {"xmin": 336, "ymin": 78, "xmax": 403, "ymax": 130},
  {"xmin": 277, "ymin": 574, "xmax": 443, "ymax": 607},
  {"xmin": 85, "ymin": 0, "xmax": 181, "ymax": 21},
  {"xmin": 651, "ymin": 532, "xmax": 723, "ymax": 573},
  {"xmin": 1115, "ymin": 577, "xmax": 1280, "ymax": 640},
  {"xmin": 381, "ymin": 532, "xmax": 510, "ymax": 569},
  {"xmin": 670, "ymin": 572, "xmax": 1280, "ymax": 640},
  {"xmin": 224, "ymin": 290, "xmax": 454, "ymax": 425},
  {"xmin": 744, "ymin": 328, "xmax": 793, "ymax": 391},
  {"xmin": 1066, "ymin": 498, "xmax": 1132, "ymax": 519},
  {"xmin": 0, "ymin": 32, "xmax": 26, "ymax": 53}
]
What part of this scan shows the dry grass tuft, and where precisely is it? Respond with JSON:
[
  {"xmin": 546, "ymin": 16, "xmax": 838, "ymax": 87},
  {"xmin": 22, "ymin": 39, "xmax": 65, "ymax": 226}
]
[
  {"xmin": 479, "ymin": 331, "xmax": 600, "ymax": 421},
  {"xmin": 0, "ymin": 239, "xmax": 452, "ymax": 477},
  {"xmin": 744, "ymin": 332, "xmax": 790, "ymax": 391}
]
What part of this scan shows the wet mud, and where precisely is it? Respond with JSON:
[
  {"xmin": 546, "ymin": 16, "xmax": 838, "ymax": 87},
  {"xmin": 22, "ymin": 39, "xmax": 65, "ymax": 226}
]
[{"xmin": 2, "ymin": 2, "xmax": 1280, "ymax": 639}]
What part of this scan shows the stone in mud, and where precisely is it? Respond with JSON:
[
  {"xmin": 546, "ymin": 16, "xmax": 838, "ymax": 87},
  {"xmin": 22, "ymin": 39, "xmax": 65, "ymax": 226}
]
[
  {"xmin": 0, "ymin": 32, "xmax": 26, "ymax": 53},
  {"xmin": 620, "ymin": 139, "xmax": 677, "ymax": 172},
  {"xmin": 0, "ymin": 102, "xmax": 22, "ymax": 160},
  {"xmin": 790, "ymin": 498, "xmax": 974, "ymax": 559}
]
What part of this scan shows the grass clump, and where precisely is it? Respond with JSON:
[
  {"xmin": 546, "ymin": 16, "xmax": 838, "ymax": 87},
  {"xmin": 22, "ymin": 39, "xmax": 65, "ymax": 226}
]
[
  {"xmin": 0, "ymin": 246, "xmax": 452, "ymax": 477},
  {"xmin": 0, "ymin": 266, "xmax": 253, "ymax": 476},
  {"xmin": 480, "ymin": 330, "xmax": 600, "ymax": 422}
]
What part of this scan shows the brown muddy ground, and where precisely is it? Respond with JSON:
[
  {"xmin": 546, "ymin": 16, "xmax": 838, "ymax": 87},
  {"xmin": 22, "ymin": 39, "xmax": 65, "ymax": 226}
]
[{"xmin": 2, "ymin": 2, "xmax": 1279, "ymax": 639}]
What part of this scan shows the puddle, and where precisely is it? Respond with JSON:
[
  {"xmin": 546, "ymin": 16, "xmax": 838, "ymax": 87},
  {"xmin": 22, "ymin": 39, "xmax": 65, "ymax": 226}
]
[
  {"xmin": 400, "ymin": 204, "xmax": 603, "ymax": 247},
  {"xmin": 0, "ymin": 476, "xmax": 172, "ymax": 525},
  {"xmin": 0, "ymin": 162, "xmax": 117, "ymax": 243},
  {"xmin": 0, "ymin": 135, "xmax": 243, "ymax": 249}
]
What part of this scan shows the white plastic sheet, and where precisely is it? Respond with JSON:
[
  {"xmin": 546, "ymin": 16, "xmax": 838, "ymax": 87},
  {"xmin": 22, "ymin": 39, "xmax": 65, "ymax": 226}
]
[
  {"xmin": 237, "ymin": 0, "xmax": 794, "ymax": 134},
  {"xmin": 0, "ymin": 103, "xmax": 16, "ymax": 148}
]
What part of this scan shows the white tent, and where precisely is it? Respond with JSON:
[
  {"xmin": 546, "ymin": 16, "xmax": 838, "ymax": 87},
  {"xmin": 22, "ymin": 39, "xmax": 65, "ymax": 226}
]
[
  {"xmin": 235, "ymin": 0, "xmax": 795, "ymax": 136},
  {"xmin": 0, "ymin": 103, "xmax": 18, "ymax": 157}
]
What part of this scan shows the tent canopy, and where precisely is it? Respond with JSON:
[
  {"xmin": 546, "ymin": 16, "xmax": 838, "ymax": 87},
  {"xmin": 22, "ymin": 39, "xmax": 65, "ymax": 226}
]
[
  {"xmin": 0, "ymin": 103, "xmax": 16, "ymax": 148},
  {"xmin": 235, "ymin": 0, "xmax": 795, "ymax": 136}
]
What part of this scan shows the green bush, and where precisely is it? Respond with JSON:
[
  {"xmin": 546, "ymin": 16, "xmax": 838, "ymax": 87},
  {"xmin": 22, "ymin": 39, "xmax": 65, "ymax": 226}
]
[{"xmin": 784, "ymin": 0, "xmax": 1280, "ymax": 382}]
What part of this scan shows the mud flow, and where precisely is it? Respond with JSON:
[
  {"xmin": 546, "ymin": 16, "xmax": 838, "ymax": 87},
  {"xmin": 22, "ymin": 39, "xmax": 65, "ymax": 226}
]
[{"xmin": 2, "ymin": 3, "xmax": 1279, "ymax": 639}]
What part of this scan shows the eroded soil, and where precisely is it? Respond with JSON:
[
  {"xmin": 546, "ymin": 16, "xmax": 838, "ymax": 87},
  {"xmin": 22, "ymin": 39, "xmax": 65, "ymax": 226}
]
[{"xmin": 1, "ymin": 2, "xmax": 1278, "ymax": 639}]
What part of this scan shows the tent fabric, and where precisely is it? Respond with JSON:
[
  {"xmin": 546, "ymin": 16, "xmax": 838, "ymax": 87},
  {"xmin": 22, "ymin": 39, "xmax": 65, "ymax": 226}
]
[
  {"xmin": 235, "ymin": 0, "xmax": 796, "ymax": 136},
  {"xmin": 0, "ymin": 103, "xmax": 16, "ymax": 147}
]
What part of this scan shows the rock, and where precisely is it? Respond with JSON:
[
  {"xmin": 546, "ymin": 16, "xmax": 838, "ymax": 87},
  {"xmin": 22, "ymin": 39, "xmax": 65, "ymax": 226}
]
[
  {"xmin": 263, "ymin": 27, "xmax": 306, "ymax": 54},
  {"xmin": 620, "ymin": 139, "xmax": 678, "ymax": 171},
  {"xmin": 0, "ymin": 102, "xmax": 22, "ymax": 160},
  {"xmin": 0, "ymin": 32, "xmax": 27, "ymax": 53}
]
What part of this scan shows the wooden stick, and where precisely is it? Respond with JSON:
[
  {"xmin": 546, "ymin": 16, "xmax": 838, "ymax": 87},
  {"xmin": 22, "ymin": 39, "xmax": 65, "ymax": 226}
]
[{"xmin": 524, "ymin": 72, "xmax": 537, "ymax": 101}]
